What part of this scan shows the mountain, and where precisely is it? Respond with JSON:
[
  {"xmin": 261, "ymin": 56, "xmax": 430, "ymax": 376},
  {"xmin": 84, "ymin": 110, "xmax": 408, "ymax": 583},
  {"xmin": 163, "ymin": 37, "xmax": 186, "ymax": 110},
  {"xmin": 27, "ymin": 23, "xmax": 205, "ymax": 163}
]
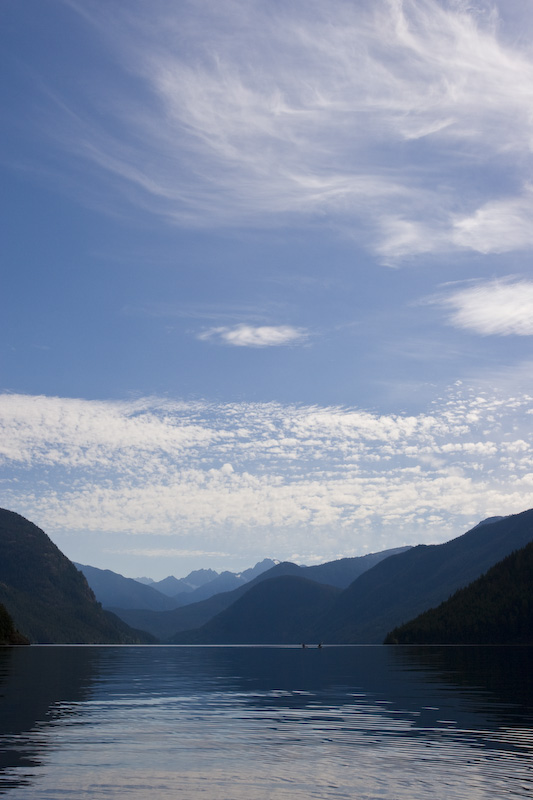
[
  {"xmin": 240, "ymin": 558, "xmax": 280, "ymax": 582},
  {"xmin": 315, "ymin": 508, "xmax": 533, "ymax": 643},
  {"xmin": 129, "ymin": 550, "xmax": 410, "ymax": 642},
  {"xmin": 168, "ymin": 553, "xmax": 408, "ymax": 645},
  {"xmin": 111, "ymin": 550, "xmax": 411, "ymax": 640},
  {"xmin": 174, "ymin": 559, "xmax": 278, "ymax": 605},
  {"xmin": 75, "ymin": 563, "xmax": 183, "ymax": 611},
  {"xmin": 301, "ymin": 547, "xmax": 411, "ymax": 588},
  {"xmin": 174, "ymin": 576, "xmax": 341, "ymax": 644},
  {"xmin": 165, "ymin": 509, "xmax": 533, "ymax": 645},
  {"xmin": 149, "ymin": 575, "xmax": 186, "ymax": 596},
  {"xmin": 471, "ymin": 515, "xmax": 506, "ymax": 529},
  {"xmin": 385, "ymin": 540, "xmax": 533, "ymax": 644},
  {"xmin": 151, "ymin": 569, "xmax": 218, "ymax": 596},
  {"xmin": 0, "ymin": 509, "xmax": 154, "ymax": 643},
  {"xmin": 175, "ymin": 570, "xmax": 248, "ymax": 602},
  {"xmin": 111, "ymin": 561, "xmax": 304, "ymax": 640},
  {"xmin": 78, "ymin": 559, "xmax": 279, "ymax": 618}
]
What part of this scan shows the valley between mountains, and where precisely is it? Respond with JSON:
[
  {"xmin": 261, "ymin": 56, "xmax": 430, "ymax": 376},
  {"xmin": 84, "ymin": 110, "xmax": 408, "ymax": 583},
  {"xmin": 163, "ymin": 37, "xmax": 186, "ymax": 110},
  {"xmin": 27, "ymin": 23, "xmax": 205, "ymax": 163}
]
[{"xmin": 1, "ymin": 507, "xmax": 532, "ymax": 645}]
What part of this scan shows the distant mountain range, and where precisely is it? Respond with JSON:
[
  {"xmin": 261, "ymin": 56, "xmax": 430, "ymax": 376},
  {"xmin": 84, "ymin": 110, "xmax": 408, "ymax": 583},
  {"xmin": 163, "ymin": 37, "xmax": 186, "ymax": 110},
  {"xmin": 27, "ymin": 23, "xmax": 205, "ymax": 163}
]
[
  {"xmin": 149, "ymin": 569, "xmax": 218, "ymax": 596},
  {"xmin": 75, "ymin": 558, "xmax": 279, "ymax": 612},
  {"xmin": 106, "ymin": 547, "xmax": 411, "ymax": 640},
  {"xmin": 172, "ymin": 559, "xmax": 280, "ymax": 604},
  {"xmin": 1, "ymin": 506, "xmax": 532, "ymax": 645},
  {"xmin": 171, "ymin": 509, "xmax": 533, "ymax": 644}
]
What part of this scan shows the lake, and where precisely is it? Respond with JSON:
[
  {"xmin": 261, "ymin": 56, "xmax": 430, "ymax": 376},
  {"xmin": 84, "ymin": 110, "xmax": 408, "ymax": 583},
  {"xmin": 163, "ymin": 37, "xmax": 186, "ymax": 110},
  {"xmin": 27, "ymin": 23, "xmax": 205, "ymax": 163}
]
[{"xmin": 0, "ymin": 645, "xmax": 531, "ymax": 799}]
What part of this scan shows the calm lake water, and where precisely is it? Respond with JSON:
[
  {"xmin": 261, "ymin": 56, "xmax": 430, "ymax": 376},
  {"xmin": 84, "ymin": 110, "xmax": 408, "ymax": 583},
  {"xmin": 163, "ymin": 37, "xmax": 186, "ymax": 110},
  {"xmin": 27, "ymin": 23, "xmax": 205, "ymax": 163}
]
[{"xmin": 0, "ymin": 645, "xmax": 531, "ymax": 799}]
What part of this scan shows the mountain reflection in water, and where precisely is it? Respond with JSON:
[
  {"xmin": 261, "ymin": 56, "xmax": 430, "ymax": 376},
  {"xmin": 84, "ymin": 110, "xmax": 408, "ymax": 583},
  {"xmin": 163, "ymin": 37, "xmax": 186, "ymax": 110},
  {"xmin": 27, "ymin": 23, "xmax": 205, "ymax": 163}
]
[{"xmin": 0, "ymin": 645, "xmax": 531, "ymax": 799}]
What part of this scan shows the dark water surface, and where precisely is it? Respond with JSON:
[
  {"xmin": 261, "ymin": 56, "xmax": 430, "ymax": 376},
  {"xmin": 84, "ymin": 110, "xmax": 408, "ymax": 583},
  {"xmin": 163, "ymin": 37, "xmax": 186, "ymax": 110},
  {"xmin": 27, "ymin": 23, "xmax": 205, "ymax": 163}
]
[{"xmin": 0, "ymin": 645, "xmax": 531, "ymax": 799}]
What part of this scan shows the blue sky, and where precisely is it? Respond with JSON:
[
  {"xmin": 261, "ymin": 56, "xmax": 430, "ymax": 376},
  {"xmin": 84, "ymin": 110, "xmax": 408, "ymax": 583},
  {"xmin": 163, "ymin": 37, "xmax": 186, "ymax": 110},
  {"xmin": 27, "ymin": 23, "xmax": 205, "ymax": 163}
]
[{"xmin": 2, "ymin": 0, "xmax": 533, "ymax": 579}]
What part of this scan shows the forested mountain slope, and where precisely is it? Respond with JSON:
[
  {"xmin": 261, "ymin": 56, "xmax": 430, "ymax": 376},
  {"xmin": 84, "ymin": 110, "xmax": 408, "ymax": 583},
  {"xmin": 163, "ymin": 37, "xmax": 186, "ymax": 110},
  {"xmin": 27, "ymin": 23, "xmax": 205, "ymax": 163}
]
[
  {"xmin": 385, "ymin": 540, "xmax": 533, "ymax": 644},
  {"xmin": 0, "ymin": 509, "xmax": 154, "ymax": 643},
  {"xmin": 315, "ymin": 509, "xmax": 533, "ymax": 643}
]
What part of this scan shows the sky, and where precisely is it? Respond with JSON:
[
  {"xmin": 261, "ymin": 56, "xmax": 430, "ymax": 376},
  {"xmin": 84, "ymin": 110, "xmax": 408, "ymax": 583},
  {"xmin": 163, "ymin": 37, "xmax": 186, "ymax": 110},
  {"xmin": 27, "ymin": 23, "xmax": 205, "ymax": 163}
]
[{"xmin": 2, "ymin": 0, "xmax": 533, "ymax": 579}]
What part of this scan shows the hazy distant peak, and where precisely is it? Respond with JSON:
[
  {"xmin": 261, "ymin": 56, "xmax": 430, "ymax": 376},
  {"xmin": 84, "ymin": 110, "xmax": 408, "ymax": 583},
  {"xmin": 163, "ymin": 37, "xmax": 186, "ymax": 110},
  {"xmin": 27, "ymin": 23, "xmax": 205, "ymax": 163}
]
[
  {"xmin": 183, "ymin": 568, "xmax": 219, "ymax": 587},
  {"xmin": 240, "ymin": 558, "xmax": 278, "ymax": 582}
]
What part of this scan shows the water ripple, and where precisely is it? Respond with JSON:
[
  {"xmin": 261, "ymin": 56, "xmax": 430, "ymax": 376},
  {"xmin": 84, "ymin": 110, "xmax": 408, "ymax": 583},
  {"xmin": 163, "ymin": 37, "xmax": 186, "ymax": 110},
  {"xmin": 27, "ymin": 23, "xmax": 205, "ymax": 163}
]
[{"xmin": 0, "ymin": 646, "xmax": 532, "ymax": 799}]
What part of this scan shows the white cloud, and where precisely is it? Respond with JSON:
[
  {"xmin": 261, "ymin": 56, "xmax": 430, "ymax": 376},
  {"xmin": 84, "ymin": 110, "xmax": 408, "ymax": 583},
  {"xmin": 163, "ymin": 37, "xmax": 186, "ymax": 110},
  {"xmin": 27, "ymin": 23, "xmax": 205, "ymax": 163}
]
[
  {"xmin": 37, "ymin": 0, "xmax": 533, "ymax": 260},
  {"xmin": 439, "ymin": 278, "xmax": 533, "ymax": 335},
  {"xmin": 452, "ymin": 190, "xmax": 533, "ymax": 254},
  {"xmin": 1, "ymin": 389, "xmax": 533, "ymax": 558},
  {"xmin": 198, "ymin": 324, "xmax": 308, "ymax": 347},
  {"xmin": 0, "ymin": 393, "xmax": 227, "ymax": 470}
]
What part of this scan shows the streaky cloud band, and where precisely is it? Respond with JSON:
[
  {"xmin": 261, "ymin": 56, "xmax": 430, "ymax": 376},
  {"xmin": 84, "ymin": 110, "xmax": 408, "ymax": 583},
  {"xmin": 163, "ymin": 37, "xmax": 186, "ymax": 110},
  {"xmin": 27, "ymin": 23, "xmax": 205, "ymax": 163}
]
[{"xmin": 38, "ymin": 0, "xmax": 533, "ymax": 261}]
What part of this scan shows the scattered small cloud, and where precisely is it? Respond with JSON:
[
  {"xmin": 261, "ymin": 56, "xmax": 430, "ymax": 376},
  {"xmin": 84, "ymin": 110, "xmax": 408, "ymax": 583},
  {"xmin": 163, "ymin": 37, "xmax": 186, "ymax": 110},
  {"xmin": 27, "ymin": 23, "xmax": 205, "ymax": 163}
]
[
  {"xmin": 198, "ymin": 324, "xmax": 308, "ymax": 347},
  {"xmin": 1, "ymin": 389, "xmax": 533, "ymax": 559}
]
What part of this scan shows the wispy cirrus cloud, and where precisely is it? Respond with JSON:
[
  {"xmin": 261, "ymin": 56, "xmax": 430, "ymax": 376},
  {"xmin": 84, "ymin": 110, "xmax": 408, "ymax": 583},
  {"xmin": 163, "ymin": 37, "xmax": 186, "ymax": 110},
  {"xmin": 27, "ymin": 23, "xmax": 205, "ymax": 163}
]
[
  {"xmin": 1, "ymin": 389, "xmax": 532, "ymax": 560},
  {"xmin": 198, "ymin": 324, "xmax": 308, "ymax": 347},
  {"xmin": 34, "ymin": 0, "xmax": 533, "ymax": 261},
  {"xmin": 436, "ymin": 278, "xmax": 533, "ymax": 336}
]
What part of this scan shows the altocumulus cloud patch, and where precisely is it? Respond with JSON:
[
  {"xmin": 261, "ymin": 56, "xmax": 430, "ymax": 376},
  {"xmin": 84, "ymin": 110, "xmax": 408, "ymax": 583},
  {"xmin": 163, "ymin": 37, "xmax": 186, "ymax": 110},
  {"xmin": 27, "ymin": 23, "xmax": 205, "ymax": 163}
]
[{"xmin": 1, "ymin": 388, "xmax": 533, "ymax": 559}]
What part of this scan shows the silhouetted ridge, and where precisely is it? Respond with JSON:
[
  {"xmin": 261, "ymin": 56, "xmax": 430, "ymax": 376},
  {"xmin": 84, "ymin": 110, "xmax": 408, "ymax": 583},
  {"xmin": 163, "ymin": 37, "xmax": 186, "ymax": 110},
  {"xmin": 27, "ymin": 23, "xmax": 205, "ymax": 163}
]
[
  {"xmin": 315, "ymin": 508, "xmax": 533, "ymax": 643},
  {"xmin": 111, "ymin": 550, "xmax": 408, "ymax": 640},
  {"xmin": 75, "ymin": 563, "xmax": 184, "ymax": 611},
  {"xmin": 173, "ymin": 575, "xmax": 340, "ymax": 644},
  {"xmin": 385, "ymin": 540, "xmax": 533, "ymax": 644},
  {"xmin": 165, "ymin": 509, "xmax": 533, "ymax": 645},
  {"xmin": 0, "ymin": 508, "xmax": 154, "ymax": 643}
]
